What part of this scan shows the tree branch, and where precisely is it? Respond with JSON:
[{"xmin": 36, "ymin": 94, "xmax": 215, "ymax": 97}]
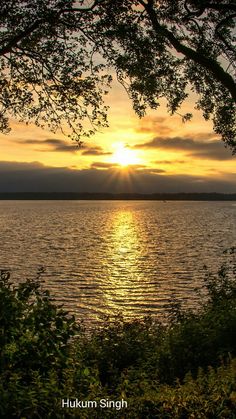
[
  {"xmin": 0, "ymin": 1, "xmax": 106, "ymax": 57},
  {"xmin": 184, "ymin": 1, "xmax": 236, "ymax": 17},
  {"xmin": 61, "ymin": 0, "xmax": 105, "ymax": 13},
  {"xmin": 184, "ymin": 0, "xmax": 205, "ymax": 19},
  {"xmin": 0, "ymin": 20, "xmax": 42, "ymax": 56},
  {"xmin": 215, "ymin": 13, "xmax": 236, "ymax": 55},
  {"xmin": 142, "ymin": 1, "xmax": 236, "ymax": 102},
  {"xmin": 207, "ymin": 2, "xmax": 236, "ymax": 13}
]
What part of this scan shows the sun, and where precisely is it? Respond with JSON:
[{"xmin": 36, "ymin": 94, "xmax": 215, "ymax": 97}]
[{"xmin": 111, "ymin": 143, "xmax": 140, "ymax": 167}]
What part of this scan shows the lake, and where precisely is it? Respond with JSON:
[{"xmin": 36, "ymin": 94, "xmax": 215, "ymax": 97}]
[{"xmin": 0, "ymin": 200, "xmax": 235, "ymax": 323}]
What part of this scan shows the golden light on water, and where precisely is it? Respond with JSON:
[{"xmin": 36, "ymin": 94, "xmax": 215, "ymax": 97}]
[
  {"xmin": 102, "ymin": 209, "xmax": 144, "ymax": 314},
  {"xmin": 111, "ymin": 210, "xmax": 138, "ymax": 257}
]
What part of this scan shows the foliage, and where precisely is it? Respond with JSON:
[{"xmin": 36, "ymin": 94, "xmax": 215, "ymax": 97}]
[
  {"xmin": 0, "ymin": 1, "xmax": 235, "ymax": 149},
  {"xmin": 116, "ymin": 359, "xmax": 236, "ymax": 419},
  {"xmin": 1, "ymin": 259, "xmax": 236, "ymax": 417},
  {"xmin": 0, "ymin": 268, "xmax": 80, "ymax": 417},
  {"xmin": 0, "ymin": 0, "xmax": 111, "ymax": 142},
  {"xmin": 90, "ymin": 0, "xmax": 236, "ymax": 150}
]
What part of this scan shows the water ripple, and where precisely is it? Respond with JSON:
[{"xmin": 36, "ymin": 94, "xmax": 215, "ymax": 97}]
[{"xmin": 0, "ymin": 200, "xmax": 235, "ymax": 323}]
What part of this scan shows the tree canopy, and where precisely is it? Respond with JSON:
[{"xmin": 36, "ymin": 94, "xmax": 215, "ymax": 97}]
[{"xmin": 0, "ymin": 0, "xmax": 235, "ymax": 149}]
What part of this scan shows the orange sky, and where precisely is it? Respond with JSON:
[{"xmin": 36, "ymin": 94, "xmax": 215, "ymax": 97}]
[{"xmin": 0, "ymin": 78, "xmax": 235, "ymax": 193}]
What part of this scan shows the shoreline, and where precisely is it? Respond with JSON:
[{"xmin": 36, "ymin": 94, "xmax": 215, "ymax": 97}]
[{"xmin": 0, "ymin": 192, "xmax": 236, "ymax": 200}]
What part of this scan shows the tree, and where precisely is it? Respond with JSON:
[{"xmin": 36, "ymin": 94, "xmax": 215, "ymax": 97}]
[
  {"xmin": 0, "ymin": 1, "xmax": 235, "ymax": 150},
  {"xmin": 0, "ymin": 0, "xmax": 112, "ymax": 142}
]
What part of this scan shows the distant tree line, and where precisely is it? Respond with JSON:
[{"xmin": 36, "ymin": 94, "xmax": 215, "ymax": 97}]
[{"xmin": 0, "ymin": 192, "xmax": 236, "ymax": 200}]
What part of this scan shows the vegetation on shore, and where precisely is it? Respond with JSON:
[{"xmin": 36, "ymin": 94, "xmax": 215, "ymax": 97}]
[
  {"xmin": 1, "ymin": 192, "xmax": 236, "ymax": 201},
  {"xmin": 1, "ymin": 255, "xmax": 236, "ymax": 418}
]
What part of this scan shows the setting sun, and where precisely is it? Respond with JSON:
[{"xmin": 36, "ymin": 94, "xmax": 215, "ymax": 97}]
[{"xmin": 111, "ymin": 143, "xmax": 140, "ymax": 167}]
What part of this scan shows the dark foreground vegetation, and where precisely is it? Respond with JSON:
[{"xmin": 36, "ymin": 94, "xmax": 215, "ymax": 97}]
[{"xmin": 1, "ymin": 255, "xmax": 236, "ymax": 418}]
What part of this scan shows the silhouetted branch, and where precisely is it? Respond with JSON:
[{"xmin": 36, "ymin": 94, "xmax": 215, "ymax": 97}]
[{"xmin": 143, "ymin": 1, "xmax": 236, "ymax": 102}]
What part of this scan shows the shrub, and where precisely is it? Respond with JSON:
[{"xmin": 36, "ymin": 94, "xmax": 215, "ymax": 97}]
[
  {"xmin": 0, "ymin": 269, "xmax": 79, "ymax": 417},
  {"xmin": 0, "ymin": 255, "xmax": 236, "ymax": 418}
]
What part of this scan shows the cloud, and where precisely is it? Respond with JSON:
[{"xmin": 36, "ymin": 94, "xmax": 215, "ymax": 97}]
[
  {"xmin": 153, "ymin": 160, "xmax": 186, "ymax": 164},
  {"xmin": 38, "ymin": 140, "xmax": 111, "ymax": 155},
  {"xmin": 90, "ymin": 162, "xmax": 118, "ymax": 168},
  {"xmin": 45, "ymin": 140, "xmax": 78, "ymax": 153},
  {"xmin": 0, "ymin": 160, "xmax": 235, "ymax": 193},
  {"xmin": 134, "ymin": 167, "xmax": 166, "ymax": 174},
  {"xmin": 19, "ymin": 140, "xmax": 113, "ymax": 156},
  {"xmin": 90, "ymin": 162, "xmax": 148, "ymax": 170},
  {"xmin": 15, "ymin": 138, "xmax": 78, "ymax": 153},
  {"xmin": 80, "ymin": 145, "xmax": 112, "ymax": 156},
  {"xmin": 133, "ymin": 136, "xmax": 235, "ymax": 160},
  {"xmin": 135, "ymin": 116, "xmax": 173, "ymax": 135},
  {"xmin": 186, "ymin": 132, "xmax": 218, "ymax": 140},
  {"xmin": 146, "ymin": 168, "xmax": 166, "ymax": 174}
]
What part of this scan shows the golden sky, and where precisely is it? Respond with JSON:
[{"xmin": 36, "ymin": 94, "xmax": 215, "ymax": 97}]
[{"xmin": 0, "ymin": 79, "xmax": 235, "ymax": 193}]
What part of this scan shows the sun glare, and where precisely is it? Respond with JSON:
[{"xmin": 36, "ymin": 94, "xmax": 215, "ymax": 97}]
[{"xmin": 112, "ymin": 143, "xmax": 140, "ymax": 167}]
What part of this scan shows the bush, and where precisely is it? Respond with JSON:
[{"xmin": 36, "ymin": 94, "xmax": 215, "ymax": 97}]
[
  {"xmin": 0, "ymin": 256, "xmax": 236, "ymax": 418},
  {"xmin": 0, "ymin": 269, "xmax": 80, "ymax": 417},
  {"xmin": 117, "ymin": 359, "xmax": 236, "ymax": 418}
]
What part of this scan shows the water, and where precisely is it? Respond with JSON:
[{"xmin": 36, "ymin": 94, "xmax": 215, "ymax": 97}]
[{"xmin": 0, "ymin": 200, "xmax": 235, "ymax": 323}]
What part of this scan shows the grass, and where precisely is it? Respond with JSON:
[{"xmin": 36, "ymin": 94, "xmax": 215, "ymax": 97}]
[{"xmin": 0, "ymin": 253, "xmax": 236, "ymax": 418}]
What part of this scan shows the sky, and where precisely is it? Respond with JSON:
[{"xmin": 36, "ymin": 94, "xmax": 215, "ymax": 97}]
[{"xmin": 0, "ymin": 79, "xmax": 235, "ymax": 193}]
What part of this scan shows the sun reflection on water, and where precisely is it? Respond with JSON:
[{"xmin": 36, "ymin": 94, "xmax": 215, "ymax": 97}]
[
  {"xmin": 1, "ymin": 200, "xmax": 232, "ymax": 324},
  {"xmin": 101, "ymin": 209, "xmax": 147, "ymax": 316}
]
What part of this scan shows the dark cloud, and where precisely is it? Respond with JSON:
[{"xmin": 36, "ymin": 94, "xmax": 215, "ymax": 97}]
[
  {"xmin": 19, "ymin": 139, "xmax": 112, "ymax": 155},
  {"xmin": 187, "ymin": 132, "xmax": 218, "ymax": 140},
  {"xmin": 80, "ymin": 145, "xmax": 112, "ymax": 156},
  {"xmin": 134, "ymin": 167, "xmax": 166, "ymax": 174},
  {"xmin": 43, "ymin": 139, "xmax": 78, "ymax": 153},
  {"xmin": 153, "ymin": 160, "xmax": 186, "ymax": 164},
  {"xmin": 15, "ymin": 138, "xmax": 78, "ymax": 153},
  {"xmin": 0, "ymin": 161, "xmax": 235, "ymax": 194},
  {"xmin": 146, "ymin": 168, "xmax": 166, "ymax": 174},
  {"xmin": 44, "ymin": 139, "xmax": 66, "ymax": 145},
  {"xmin": 16, "ymin": 139, "xmax": 42, "ymax": 145},
  {"xmin": 188, "ymin": 149, "xmax": 235, "ymax": 161},
  {"xmin": 90, "ymin": 162, "xmax": 118, "ymax": 168},
  {"xmin": 133, "ymin": 137, "xmax": 235, "ymax": 160}
]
